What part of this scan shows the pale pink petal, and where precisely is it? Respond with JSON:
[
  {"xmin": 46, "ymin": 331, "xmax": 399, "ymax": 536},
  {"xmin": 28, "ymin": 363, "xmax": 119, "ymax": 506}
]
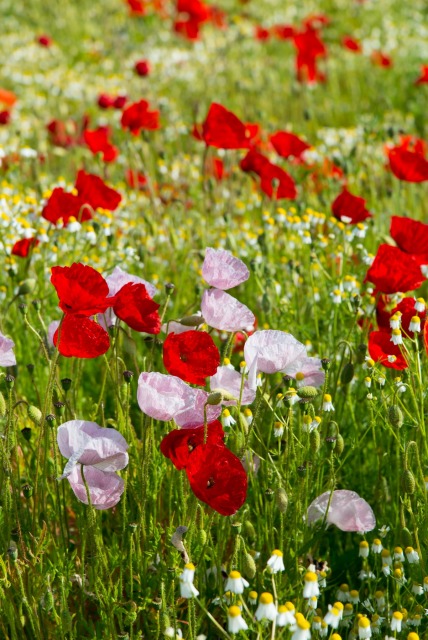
[
  {"xmin": 307, "ymin": 490, "xmax": 376, "ymax": 533},
  {"xmin": 210, "ymin": 366, "xmax": 256, "ymax": 406},
  {"xmin": 0, "ymin": 331, "xmax": 16, "ymax": 367},
  {"xmin": 282, "ymin": 356, "xmax": 325, "ymax": 388},
  {"xmin": 137, "ymin": 372, "xmax": 190, "ymax": 421},
  {"xmin": 67, "ymin": 466, "xmax": 125, "ymax": 510},
  {"xmin": 105, "ymin": 265, "xmax": 157, "ymax": 298},
  {"xmin": 161, "ymin": 320, "xmax": 196, "ymax": 335},
  {"xmin": 57, "ymin": 420, "xmax": 129, "ymax": 471},
  {"xmin": 201, "ymin": 289, "xmax": 255, "ymax": 332},
  {"xmin": 202, "ymin": 247, "xmax": 250, "ymax": 290},
  {"xmin": 174, "ymin": 389, "xmax": 222, "ymax": 428},
  {"xmin": 47, "ymin": 321, "xmax": 60, "ymax": 348}
]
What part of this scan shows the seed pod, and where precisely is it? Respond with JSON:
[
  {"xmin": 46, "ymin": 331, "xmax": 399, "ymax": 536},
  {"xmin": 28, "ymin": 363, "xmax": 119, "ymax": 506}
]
[
  {"xmin": 401, "ymin": 527, "xmax": 413, "ymax": 548},
  {"xmin": 401, "ymin": 470, "xmax": 416, "ymax": 494},
  {"xmin": 0, "ymin": 391, "xmax": 6, "ymax": 418},
  {"xmin": 243, "ymin": 521, "xmax": 256, "ymax": 540},
  {"xmin": 27, "ymin": 405, "xmax": 42, "ymax": 425},
  {"xmin": 179, "ymin": 315, "xmax": 204, "ymax": 327},
  {"xmin": 275, "ymin": 487, "xmax": 289, "ymax": 513},
  {"xmin": 242, "ymin": 551, "xmax": 256, "ymax": 579},
  {"xmin": 340, "ymin": 362, "xmax": 354, "ymax": 385},
  {"xmin": 297, "ymin": 386, "xmax": 319, "ymax": 399},
  {"xmin": 334, "ymin": 434, "xmax": 345, "ymax": 456},
  {"xmin": 310, "ymin": 429, "xmax": 320, "ymax": 453},
  {"xmin": 388, "ymin": 405, "xmax": 403, "ymax": 428}
]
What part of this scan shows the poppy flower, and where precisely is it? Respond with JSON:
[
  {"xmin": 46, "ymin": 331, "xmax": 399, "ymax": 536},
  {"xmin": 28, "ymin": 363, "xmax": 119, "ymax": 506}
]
[
  {"xmin": 368, "ymin": 330, "xmax": 408, "ymax": 370},
  {"xmin": 201, "ymin": 103, "xmax": 255, "ymax": 150},
  {"xmin": 53, "ymin": 314, "xmax": 111, "ymax": 358},
  {"xmin": 293, "ymin": 25, "xmax": 327, "ymax": 84},
  {"xmin": 272, "ymin": 24, "xmax": 295, "ymax": 40},
  {"xmin": 387, "ymin": 147, "xmax": 428, "ymax": 183},
  {"xmin": 75, "ymin": 170, "xmax": 122, "ymax": 211},
  {"xmin": 163, "ymin": 330, "xmax": 220, "ymax": 385},
  {"xmin": 0, "ymin": 331, "xmax": 16, "ymax": 367},
  {"xmin": 210, "ymin": 366, "xmax": 256, "ymax": 406},
  {"xmin": 341, "ymin": 35, "xmax": 362, "ymax": 52},
  {"xmin": 126, "ymin": 0, "xmax": 146, "ymax": 15},
  {"xmin": 174, "ymin": 17, "xmax": 203, "ymax": 40},
  {"xmin": 46, "ymin": 119, "xmax": 77, "ymax": 148},
  {"xmin": 0, "ymin": 88, "xmax": 17, "ymax": 107},
  {"xmin": 185, "ymin": 443, "xmax": 247, "ymax": 516},
  {"xmin": 83, "ymin": 126, "xmax": 118, "ymax": 163},
  {"xmin": 255, "ymin": 26, "xmax": 270, "ymax": 41},
  {"xmin": 389, "ymin": 296, "xmax": 427, "ymax": 338},
  {"xmin": 97, "ymin": 93, "xmax": 127, "ymax": 109},
  {"xmin": 113, "ymin": 282, "xmax": 160, "ymax": 333},
  {"xmin": 174, "ymin": 388, "xmax": 221, "ymax": 428},
  {"xmin": 390, "ymin": 216, "xmax": 428, "ymax": 265},
  {"xmin": 0, "ymin": 111, "xmax": 11, "ymax": 126},
  {"xmin": 270, "ymin": 131, "xmax": 311, "ymax": 160},
  {"xmin": 201, "ymin": 289, "xmax": 255, "ymax": 332},
  {"xmin": 331, "ymin": 187, "xmax": 372, "ymax": 224},
  {"xmin": 307, "ymin": 490, "xmax": 376, "ymax": 532},
  {"xmin": 160, "ymin": 420, "xmax": 224, "ymax": 469},
  {"xmin": 105, "ymin": 265, "xmax": 156, "ymax": 298},
  {"xmin": 134, "ymin": 59, "xmax": 151, "ymax": 76},
  {"xmin": 282, "ymin": 355, "xmax": 325, "ymax": 388},
  {"xmin": 11, "ymin": 237, "xmax": 39, "ymax": 258},
  {"xmin": 57, "ymin": 419, "xmax": 128, "ymax": 509},
  {"xmin": 51, "ymin": 263, "xmax": 111, "ymax": 316},
  {"xmin": 259, "ymin": 162, "xmax": 297, "ymax": 200},
  {"xmin": 415, "ymin": 65, "xmax": 428, "ymax": 85},
  {"xmin": 371, "ymin": 51, "xmax": 393, "ymax": 68},
  {"xmin": 364, "ymin": 244, "xmax": 426, "ymax": 294},
  {"xmin": 121, "ymin": 99, "xmax": 160, "ymax": 135},
  {"xmin": 42, "ymin": 188, "xmax": 84, "ymax": 226},
  {"xmin": 37, "ymin": 34, "xmax": 52, "ymax": 47},
  {"xmin": 125, "ymin": 168, "xmax": 148, "ymax": 190},
  {"xmin": 202, "ymin": 247, "xmax": 249, "ymax": 290}
]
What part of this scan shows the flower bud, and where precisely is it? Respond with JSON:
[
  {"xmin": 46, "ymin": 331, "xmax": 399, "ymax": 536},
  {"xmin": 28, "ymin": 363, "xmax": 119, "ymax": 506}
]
[
  {"xmin": 179, "ymin": 314, "xmax": 204, "ymax": 327},
  {"xmin": 22, "ymin": 483, "xmax": 33, "ymax": 498},
  {"xmin": 0, "ymin": 391, "xmax": 6, "ymax": 418},
  {"xmin": 340, "ymin": 362, "xmax": 354, "ymax": 385},
  {"xmin": 27, "ymin": 405, "xmax": 42, "ymax": 425},
  {"xmin": 275, "ymin": 487, "xmax": 289, "ymax": 513},
  {"xmin": 402, "ymin": 470, "xmax": 416, "ymax": 495},
  {"xmin": 61, "ymin": 378, "xmax": 72, "ymax": 392},
  {"xmin": 5, "ymin": 374, "xmax": 15, "ymax": 389},
  {"xmin": 21, "ymin": 427, "xmax": 32, "ymax": 441},
  {"xmin": 123, "ymin": 370, "xmax": 134, "ymax": 383},
  {"xmin": 243, "ymin": 521, "xmax": 256, "ymax": 539},
  {"xmin": 164, "ymin": 282, "xmax": 175, "ymax": 294},
  {"xmin": 388, "ymin": 405, "xmax": 403, "ymax": 428},
  {"xmin": 206, "ymin": 392, "xmax": 223, "ymax": 405},
  {"xmin": 17, "ymin": 279, "xmax": 36, "ymax": 296},
  {"xmin": 18, "ymin": 303, "xmax": 27, "ymax": 315},
  {"xmin": 297, "ymin": 386, "xmax": 319, "ymax": 399},
  {"xmin": 321, "ymin": 358, "xmax": 331, "ymax": 371},
  {"xmin": 334, "ymin": 434, "xmax": 345, "ymax": 455},
  {"xmin": 310, "ymin": 429, "xmax": 321, "ymax": 453},
  {"xmin": 54, "ymin": 401, "xmax": 65, "ymax": 416},
  {"xmin": 32, "ymin": 299, "xmax": 42, "ymax": 311},
  {"xmin": 242, "ymin": 551, "xmax": 256, "ymax": 579}
]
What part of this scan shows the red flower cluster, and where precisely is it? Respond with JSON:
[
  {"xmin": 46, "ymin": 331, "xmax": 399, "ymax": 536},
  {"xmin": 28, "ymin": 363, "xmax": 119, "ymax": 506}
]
[
  {"xmin": 371, "ymin": 51, "xmax": 393, "ymax": 68},
  {"xmin": 46, "ymin": 117, "xmax": 89, "ymax": 148},
  {"xmin": 42, "ymin": 170, "xmax": 122, "ymax": 226},
  {"xmin": 134, "ymin": 59, "xmax": 151, "ymax": 76},
  {"xmin": 121, "ymin": 99, "xmax": 160, "ymax": 135},
  {"xmin": 97, "ymin": 93, "xmax": 127, "ymax": 110},
  {"xmin": 387, "ymin": 136, "xmax": 428, "ymax": 183},
  {"xmin": 174, "ymin": 0, "xmax": 224, "ymax": 40},
  {"xmin": 161, "ymin": 421, "xmax": 247, "ymax": 516},
  {"xmin": 163, "ymin": 330, "xmax": 220, "ymax": 385},
  {"xmin": 84, "ymin": 126, "xmax": 118, "ymax": 163},
  {"xmin": 51, "ymin": 263, "xmax": 161, "ymax": 358}
]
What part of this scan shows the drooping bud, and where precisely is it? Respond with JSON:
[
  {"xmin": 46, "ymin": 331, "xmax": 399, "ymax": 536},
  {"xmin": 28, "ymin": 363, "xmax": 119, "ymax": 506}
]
[
  {"xmin": 206, "ymin": 392, "xmax": 223, "ymax": 405},
  {"xmin": 178, "ymin": 314, "xmax": 205, "ymax": 327},
  {"xmin": 242, "ymin": 551, "xmax": 256, "ymax": 579},
  {"xmin": 310, "ymin": 429, "xmax": 321, "ymax": 453},
  {"xmin": 340, "ymin": 362, "xmax": 354, "ymax": 385},
  {"xmin": 402, "ymin": 470, "xmax": 416, "ymax": 495},
  {"xmin": 334, "ymin": 434, "xmax": 345, "ymax": 456},
  {"xmin": 27, "ymin": 405, "xmax": 42, "ymax": 425},
  {"xmin": 388, "ymin": 405, "xmax": 403, "ymax": 428},
  {"xmin": 123, "ymin": 370, "xmax": 134, "ymax": 383},
  {"xmin": 275, "ymin": 487, "xmax": 289, "ymax": 513}
]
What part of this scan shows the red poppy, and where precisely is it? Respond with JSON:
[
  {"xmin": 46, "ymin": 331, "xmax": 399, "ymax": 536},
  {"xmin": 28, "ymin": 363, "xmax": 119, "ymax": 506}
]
[
  {"xmin": 331, "ymin": 187, "xmax": 372, "ymax": 224},
  {"xmin": 201, "ymin": 103, "xmax": 254, "ymax": 150},
  {"xmin": 0, "ymin": 111, "xmax": 11, "ymax": 126},
  {"xmin": 174, "ymin": 17, "xmax": 202, "ymax": 40},
  {"xmin": 160, "ymin": 421, "xmax": 224, "ymax": 469},
  {"xmin": 11, "ymin": 237, "xmax": 39, "ymax": 258},
  {"xmin": 255, "ymin": 26, "xmax": 270, "ymax": 41},
  {"xmin": 51, "ymin": 263, "xmax": 111, "ymax": 316},
  {"xmin": 387, "ymin": 147, "xmax": 428, "ymax": 183},
  {"xmin": 126, "ymin": 0, "xmax": 146, "ymax": 15},
  {"xmin": 134, "ymin": 59, "xmax": 151, "ymax": 76},
  {"xmin": 121, "ymin": 100, "xmax": 160, "ymax": 135},
  {"xmin": 75, "ymin": 170, "xmax": 122, "ymax": 211},
  {"xmin": 293, "ymin": 25, "xmax": 327, "ymax": 84},
  {"xmin": 163, "ymin": 331, "xmax": 220, "ymax": 385},
  {"xmin": 84, "ymin": 126, "xmax": 118, "ymax": 163},
  {"xmin": 42, "ymin": 188, "xmax": 86, "ymax": 226},
  {"xmin": 390, "ymin": 216, "xmax": 428, "ymax": 264},
  {"xmin": 365, "ymin": 244, "xmax": 426, "ymax": 294},
  {"xmin": 54, "ymin": 314, "xmax": 110, "ymax": 359},
  {"xmin": 272, "ymin": 24, "xmax": 295, "ymax": 40},
  {"xmin": 185, "ymin": 443, "xmax": 247, "ymax": 516},
  {"xmin": 341, "ymin": 36, "xmax": 362, "ymax": 52},
  {"xmin": 113, "ymin": 283, "xmax": 161, "ymax": 333},
  {"xmin": 368, "ymin": 330, "xmax": 408, "ymax": 370},
  {"xmin": 241, "ymin": 149, "xmax": 297, "ymax": 200},
  {"xmin": 415, "ymin": 65, "xmax": 428, "ymax": 85},
  {"xmin": 270, "ymin": 131, "xmax": 311, "ymax": 159},
  {"xmin": 371, "ymin": 51, "xmax": 393, "ymax": 68},
  {"xmin": 125, "ymin": 168, "xmax": 148, "ymax": 190},
  {"xmin": 97, "ymin": 94, "xmax": 127, "ymax": 109},
  {"xmin": 46, "ymin": 119, "xmax": 76, "ymax": 148},
  {"xmin": 206, "ymin": 156, "xmax": 225, "ymax": 181},
  {"xmin": 390, "ymin": 297, "xmax": 427, "ymax": 338},
  {"xmin": 37, "ymin": 34, "xmax": 52, "ymax": 47}
]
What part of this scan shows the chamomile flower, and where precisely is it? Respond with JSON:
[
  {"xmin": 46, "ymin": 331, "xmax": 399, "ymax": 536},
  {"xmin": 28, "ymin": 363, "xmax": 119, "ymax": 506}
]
[
  {"xmin": 389, "ymin": 313, "xmax": 401, "ymax": 330},
  {"xmin": 390, "ymin": 612, "xmax": 403, "ymax": 633},
  {"xmin": 276, "ymin": 602, "xmax": 296, "ymax": 627},
  {"xmin": 324, "ymin": 606, "xmax": 341, "ymax": 629},
  {"xmin": 222, "ymin": 409, "xmax": 236, "ymax": 428},
  {"xmin": 349, "ymin": 590, "xmax": 360, "ymax": 604},
  {"xmin": 274, "ymin": 422, "xmax": 284, "ymax": 437},
  {"xmin": 267, "ymin": 549, "xmax": 285, "ymax": 574},
  {"xmin": 371, "ymin": 539, "xmax": 382, "ymax": 553},
  {"xmin": 412, "ymin": 583, "xmax": 423, "ymax": 596},
  {"xmin": 405, "ymin": 547, "xmax": 420, "ymax": 563},
  {"xmin": 415, "ymin": 298, "xmax": 425, "ymax": 313},
  {"xmin": 227, "ymin": 606, "xmax": 248, "ymax": 634},
  {"xmin": 358, "ymin": 616, "xmax": 371, "ymax": 639},
  {"xmin": 336, "ymin": 584, "xmax": 350, "ymax": 602},
  {"xmin": 303, "ymin": 571, "xmax": 320, "ymax": 598},
  {"xmin": 359, "ymin": 541, "xmax": 369, "ymax": 558},
  {"xmin": 224, "ymin": 571, "xmax": 249, "ymax": 595},
  {"xmin": 409, "ymin": 316, "xmax": 421, "ymax": 332},
  {"xmin": 255, "ymin": 593, "xmax": 277, "ymax": 621},
  {"xmin": 394, "ymin": 547, "xmax": 404, "ymax": 561},
  {"xmin": 323, "ymin": 394, "xmax": 334, "ymax": 412},
  {"xmin": 292, "ymin": 614, "xmax": 311, "ymax": 640},
  {"xmin": 179, "ymin": 563, "xmax": 199, "ymax": 599},
  {"xmin": 248, "ymin": 591, "xmax": 258, "ymax": 605},
  {"xmin": 390, "ymin": 329, "xmax": 403, "ymax": 345}
]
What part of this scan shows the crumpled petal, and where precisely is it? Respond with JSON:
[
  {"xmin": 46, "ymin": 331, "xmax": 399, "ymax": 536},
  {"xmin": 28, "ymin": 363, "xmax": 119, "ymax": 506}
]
[
  {"xmin": 67, "ymin": 466, "xmax": 125, "ymax": 510},
  {"xmin": 307, "ymin": 489, "xmax": 376, "ymax": 532},
  {"xmin": 201, "ymin": 289, "xmax": 255, "ymax": 332},
  {"xmin": 202, "ymin": 247, "xmax": 249, "ymax": 290},
  {"xmin": 210, "ymin": 366, "xmax": 256, "ymax": 406},
  {"xmin": 244, "ymin": 330, "xmax": 307, "ymax": 389}
]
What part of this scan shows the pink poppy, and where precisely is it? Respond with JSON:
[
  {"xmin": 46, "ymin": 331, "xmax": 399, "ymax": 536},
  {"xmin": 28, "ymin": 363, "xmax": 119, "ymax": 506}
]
[
  {"xmin": 137, "ymin": 372, "xmax": 190, "ymax": 421},
  {"xmin": 202, "ymin": 247, "xmax": 250, "ymax": 290},
  {"xmin": 210, "ymin": 366, "xmax": 256, "ymax": 405},
  {"xmin": 57, "ymin": 420, "xmax": 129, "ymax": 509},
  {"xmin": 282, "ymin": 355, "xmax": 325, "ymax": 387},
  {"xmin": 174, "ymin": 388, "xmax": 222, "ymax": 428},
  {"xmin": 105, "ymin": 265, "xmax": 156, "ymax": 298},
  {"xmin": 201, "ymin": 289, "xmax": 255, "ymax": 332},
  {"xmin": 307, "ymin": 489, "xmax": 376, "ymax": 532},
  {"xmin": 0, "ymin": 331, "xmax": 16, "ymax": 366}
]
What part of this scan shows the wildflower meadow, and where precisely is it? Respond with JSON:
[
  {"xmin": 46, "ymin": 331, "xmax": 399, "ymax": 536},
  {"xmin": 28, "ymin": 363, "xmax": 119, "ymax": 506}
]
[{"xmin": 1, "ymin": 0, "xmax": 428, "ymax": 637}]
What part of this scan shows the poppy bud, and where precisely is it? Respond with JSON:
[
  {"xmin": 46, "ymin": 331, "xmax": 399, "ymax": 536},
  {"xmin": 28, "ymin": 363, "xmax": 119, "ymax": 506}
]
[
  {"xmin": 206, "ymin": 392, "xmax": 223, "ymax": 405},
  {"xmin": 402, "ymin": 470, "xmax": 416, "ymax": 494},
  {"xmin": 356, "ymin": 344, "xmax": 367, "ymax": 364},
  {"xmin": 321, "ymin": 358, "xmax": 331, "ymax": 371},
  {"xmin": 179, "ymin": 314, "xmax": 205, "ymax": 327},
  {"xmin": 123, "ymin": 370, "xmax": 134, "ymax": 383},
  {"xmin": 22, "ymin": 483, "xmax": 33, "ymax": 498},
  {"xmin": 243, "ymin": 521, "xmax": 256, "ymax": 539},
  {"xmin": 340, "ymin": 362, "xmax": 354, "ymax": 385},
  {"xmin": 242, "ymin": 551, "xmax": 256, "ymax": 579},
  {"xmin": 196, "ymin": 528, "xmax": 207, "ymax": 547},
  {"xmin": 231, "ymin": 522, "xmax": 242, "ymax": 535},
  {"xmin": 388, "ymin": 405, "xmax": 403, "ymax": 428},
  {"xmin": 310, "ymin": 429, "xmax": 321, "ymax": 453},
  {"xmin": 334, "ymin": 434, "xmax": 345, "ymax": 456},
  {"xmin": 32, "ymin": 299, "xmax": 42, "ymax": 311},
  {"xmin": 18, "ymin": 303, "xmax": 27, "ymax": 315},
  {"xmin": 28, "ymin": 405, "xmax": 42, "ymax": 425},
  {"xmin": 17, "ymin": 279, "xmax": 36, "ymax": 296},
  {"xmin": 297, "ymin": 386, "xmax": 319, "ymax": 399},
  {"xmin": 275, "ymin": 487, "xmax": 289, "ymax": 513},
  {"xmin": 41, "ymin": 589, "xmax": 54, "ymax": 612},
  {"xmin": 164, "ymin": 283, "xmax": 175, "ymax": 294},
  {"xmin": 21, "ymin": 427, "xmax": 32, "ymax": 441},
  {"xmin": 46, "ymin": 414, "xmax": 56, "ymax": 427},
  {"xmin": 5, "ymin": 374, "xmax": 15, "ymax": 389},
  {"xmin": 265, "ymin": 488, "xmax": 274, "ymax": 501},
  {"xmin": 54, "ymin": 401, "xmax": 65, "ymax": 416},
  {"xmin": 61, "ymin": 378, "xmax": 72, "ymax": 392},
  {"xmin": 325, "ymin": 436, "xmax": 336, "ymax": 450},
  {"xmin": 0, "ymin": 391, "xmax": 5, "ymax": 418}
]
